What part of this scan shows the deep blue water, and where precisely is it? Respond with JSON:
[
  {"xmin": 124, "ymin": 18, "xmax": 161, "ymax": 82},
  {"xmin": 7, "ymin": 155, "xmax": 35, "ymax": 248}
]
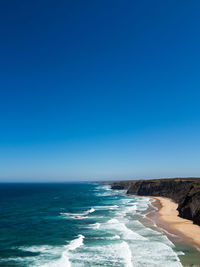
[{"xmin": 0, "ymin": 183, "xmax": 184, "ymax": 266}]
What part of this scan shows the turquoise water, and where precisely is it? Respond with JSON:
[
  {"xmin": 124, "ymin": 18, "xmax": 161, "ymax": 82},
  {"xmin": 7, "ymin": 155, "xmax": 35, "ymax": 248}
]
[{"xmin": 0, "ymin": 183, "xmax": 184, "ymax": 266}]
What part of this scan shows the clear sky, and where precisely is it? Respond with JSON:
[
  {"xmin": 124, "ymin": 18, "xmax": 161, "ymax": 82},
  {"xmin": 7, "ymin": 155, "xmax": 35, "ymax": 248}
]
[{"xmin": 0, "ymin": 0, "xmax": 200, "ymax": 182}]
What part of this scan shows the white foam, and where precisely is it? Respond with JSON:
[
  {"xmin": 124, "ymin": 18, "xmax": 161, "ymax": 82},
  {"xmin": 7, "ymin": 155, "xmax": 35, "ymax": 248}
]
[
  {"xmin": 95, "ymin": 192, "xmax": 113, "ymax": 197},
  {"xmin": 106, "ymin": 218, "xmax": 147, "ymax": 240},
  {"xmin": 17, "ymin": 245, "xmax": 71, "ymax": 267},
  {"xmin": 90, "ymin": 222, "xmax": 101, "ymax": 229},
  {"xmin": 92, "ymin": 234, "xmax": 120, "ymax": 240},
  {"xmin": 132, "ymin": 198, "xmax": 151, "ymax": 212},
  {"xmin": 66, "ymin": 240, "xmax": 133, "ymax": 266},
  {"xmin": 66, "ymin": 234, "xmax": 85, "ymax": 251},
  {"xmin": 18, "ymin": 245, "xmax": 55, "ymax": 253},
  {"xmin": 94, "ymin": 205, "xmax": 119, "ymax": 210},
  {"xmin": 149, "ymin": 199, "xmax": 159, "ymax": 210},
  {"xmin": 60, "ymin": 208, "xmax": 95, "ymax": 219},
  {"xmin": 123, "ymin": 205, "xmax": 137, "ymax": 215},
  {"xmin": 107, "ymin": 235, "xmax": 121, "ymax": 240},
  {"xmin": 97, "ymin": 185, "xmax": 111, "ymax": 190},
  {"xmin": 64, "ymin": 215, "xmax": 89, "ymax": 220},
  {"xmin": 38, "ymin": 235, "xmax": 85, "ymax": 267},
  {"xmin": 87, "ymin": 208, "xmax": 95, "ymax": 214},
  {"xmin": 121, "ymin": 199, "xmax": 133, "ymax": 204},
  {"xmin": 40, "ymin": 251, "xmax": 71, "ymax": 267},
  {"xmin": 121, "ymin": 241, "xmax": 133, "ymax": 267},
  {"xmin": 107, "ymin": 218, "xmax": 120, "ymax": 224},
  {"xmin": 129, "ymin": 241, "xmax": 183, "ymax": 267},
  {"xmin": 176, "ymin": 251, "xmax": 185, "ymax": 256}
]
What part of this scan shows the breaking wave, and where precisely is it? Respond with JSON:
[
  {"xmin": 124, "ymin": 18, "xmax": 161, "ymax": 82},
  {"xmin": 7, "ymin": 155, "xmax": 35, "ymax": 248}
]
[{"xmin": 60, "ymin": 208, "xmax": 95, "ymax": 219}]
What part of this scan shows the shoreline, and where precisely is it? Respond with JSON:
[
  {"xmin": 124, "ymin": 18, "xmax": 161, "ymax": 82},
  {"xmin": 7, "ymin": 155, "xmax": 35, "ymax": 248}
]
[{"xmin": 146, "ymin": 196, "xmax": 200, "ymax": 252}]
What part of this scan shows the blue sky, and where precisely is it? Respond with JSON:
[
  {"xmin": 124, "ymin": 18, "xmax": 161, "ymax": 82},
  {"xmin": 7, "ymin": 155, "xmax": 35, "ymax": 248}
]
[{"xmin": 0, "ymin": 0, "xmax": 200, "ymax": 181}]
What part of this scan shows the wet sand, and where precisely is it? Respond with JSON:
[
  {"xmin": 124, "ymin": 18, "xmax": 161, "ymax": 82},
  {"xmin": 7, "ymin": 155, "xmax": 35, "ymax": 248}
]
[{"xmin": 146, "ymin": 197, "xmax": 200, "ymax": 251}]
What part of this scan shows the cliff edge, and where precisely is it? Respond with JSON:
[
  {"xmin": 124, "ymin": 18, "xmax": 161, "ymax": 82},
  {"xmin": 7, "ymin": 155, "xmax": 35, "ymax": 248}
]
[{"xmin": 111, "ymin": 178, "xmax": 200, "ymax": 226}]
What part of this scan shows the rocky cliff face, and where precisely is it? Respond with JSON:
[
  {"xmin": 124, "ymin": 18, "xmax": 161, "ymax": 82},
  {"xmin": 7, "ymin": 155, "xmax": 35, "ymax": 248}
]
[
  {"xmin": 177, "ymin": 183, "xmax": 200, "ymax": 225},
  {"xmin": 111, "ymin": 178, "xmax": 200, "ymax": 226}
]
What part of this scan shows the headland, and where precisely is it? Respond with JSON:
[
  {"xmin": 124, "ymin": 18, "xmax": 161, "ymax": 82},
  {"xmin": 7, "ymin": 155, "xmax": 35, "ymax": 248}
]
[{"xmin": 110, "ymin": 178, "xmax": 200, "ymax": 250}]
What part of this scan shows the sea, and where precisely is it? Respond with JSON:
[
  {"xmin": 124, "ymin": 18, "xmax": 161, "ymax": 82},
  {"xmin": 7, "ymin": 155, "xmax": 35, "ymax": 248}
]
[{"xmin": 0, "ymin": 183, "xmax": 199, "ymax": 267}]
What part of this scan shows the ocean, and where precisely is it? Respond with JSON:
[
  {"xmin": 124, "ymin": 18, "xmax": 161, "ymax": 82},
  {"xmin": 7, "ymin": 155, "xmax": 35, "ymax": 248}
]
[{"xmin": 0, "ymin": 183, "xmax": 195, "ymax": 266}]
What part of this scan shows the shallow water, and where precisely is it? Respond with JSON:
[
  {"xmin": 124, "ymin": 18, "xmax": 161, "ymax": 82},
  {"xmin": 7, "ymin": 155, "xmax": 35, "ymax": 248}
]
[{"xmin": 0, "ymin": 183, "xmax": 195, "ymax": 266}]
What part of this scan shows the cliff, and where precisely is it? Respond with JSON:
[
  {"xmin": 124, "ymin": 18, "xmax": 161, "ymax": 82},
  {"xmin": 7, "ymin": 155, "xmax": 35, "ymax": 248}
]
[{"xmin": 111, "ymin": 178, "xmax": 200, "ymax": 226}]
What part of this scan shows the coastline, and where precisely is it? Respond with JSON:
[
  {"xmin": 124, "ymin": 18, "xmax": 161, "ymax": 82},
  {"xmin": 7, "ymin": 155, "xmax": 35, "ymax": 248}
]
[{"xmin": 146, "ymin": 196, "xmax": 200, "ymax": 251}]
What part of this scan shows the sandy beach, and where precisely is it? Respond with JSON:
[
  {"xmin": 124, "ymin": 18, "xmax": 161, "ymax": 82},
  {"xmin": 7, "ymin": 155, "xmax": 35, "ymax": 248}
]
[{"xmin": 147, "ymin": 197, "xmax": 200, "ymax": 251}]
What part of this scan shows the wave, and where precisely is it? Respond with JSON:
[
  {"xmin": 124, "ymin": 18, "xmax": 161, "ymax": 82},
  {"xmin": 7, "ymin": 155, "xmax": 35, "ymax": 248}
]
[
  {"xmin": 15, "ymin": 235, "xmax": 85, "ymax": 267},
  {"xmin": 106, "ymin": 218, "xmax": 147, "ymax": 241},
  {"xmin": 134, "ymin": 198, "xmax": 151, "ymax": 211},
  {"xmin": 121, "ymin": 199, "xmax": 133, "ymax": 204},
  {"xmin": 38, "ymin": 235, "xmax": 85, "ymax": 267},
  {"xmin": 106, "ymin": 234, "xmax": 121, "ymax": 240},
  {"xmin": 92, "ymin": 234, "xmax": 121, "ymax": 240},
  {"xmin": 123, "ymin": 205, "xmax": 137, "ymax": 215},
  {"xmin": 86, "ymin": 208, "xmax": 95, "ymax": 214},
  {"xmin": 120, "ymin": 198, "xmax": 151, "ymax": 213},
  {"xmin": 94, "ymin": 205, "xmax": 119, "ymax": 210},
  {"xmin": 62, "ymin": 215, "xmax": 89, "ymax": 220},
  {"xmin": 63, "ymin": 239, "xmax": 133, "ymax": 266},
  {"xmin": 89, "ymin": 222, "xmax": 101, "ymax": 229},
  {"xmin": 40, "ymin": 252, "xmax": 71, "ymax": 267},
  {"xmin": 129, "ymin": 240, "xmax": 182, "ymax": 267},
  {"xmin": 96, "ymin": 185, "xmax": 111, "ymax": 191},
  {"xmin": 19, "ymin": 245, "xmax": 52, "ymax": 252},
  {"xmin": 16, "ymin": 245, "xmax": 70, "ymax": 267},
  {"xmin": 66, "ymin": 234, "xmax": 85, "ymax": 251},
  {"xmin": 95, "ymin": 192, "xmax": 113, "ymax": 197},
  {"xmin": 60, "ymin": 208, "xmax": 95, "ymax": 219},
  {"xmin": 121, "ymin": 241, "xmax": 133, "ymax": 267}
]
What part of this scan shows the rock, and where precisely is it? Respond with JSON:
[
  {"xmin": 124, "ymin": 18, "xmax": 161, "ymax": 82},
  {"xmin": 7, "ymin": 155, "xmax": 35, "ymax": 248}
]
[
  {"xmin": 177, "ymin": 183, "xmax": 200, "ymax": 225},
  {"xmin": 110, "ymin": 178, "xmax": 200, "ymax": 226},
  {"xmin": 111, "ymin": 181, "xmax": 131, "ymax": 190}
]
